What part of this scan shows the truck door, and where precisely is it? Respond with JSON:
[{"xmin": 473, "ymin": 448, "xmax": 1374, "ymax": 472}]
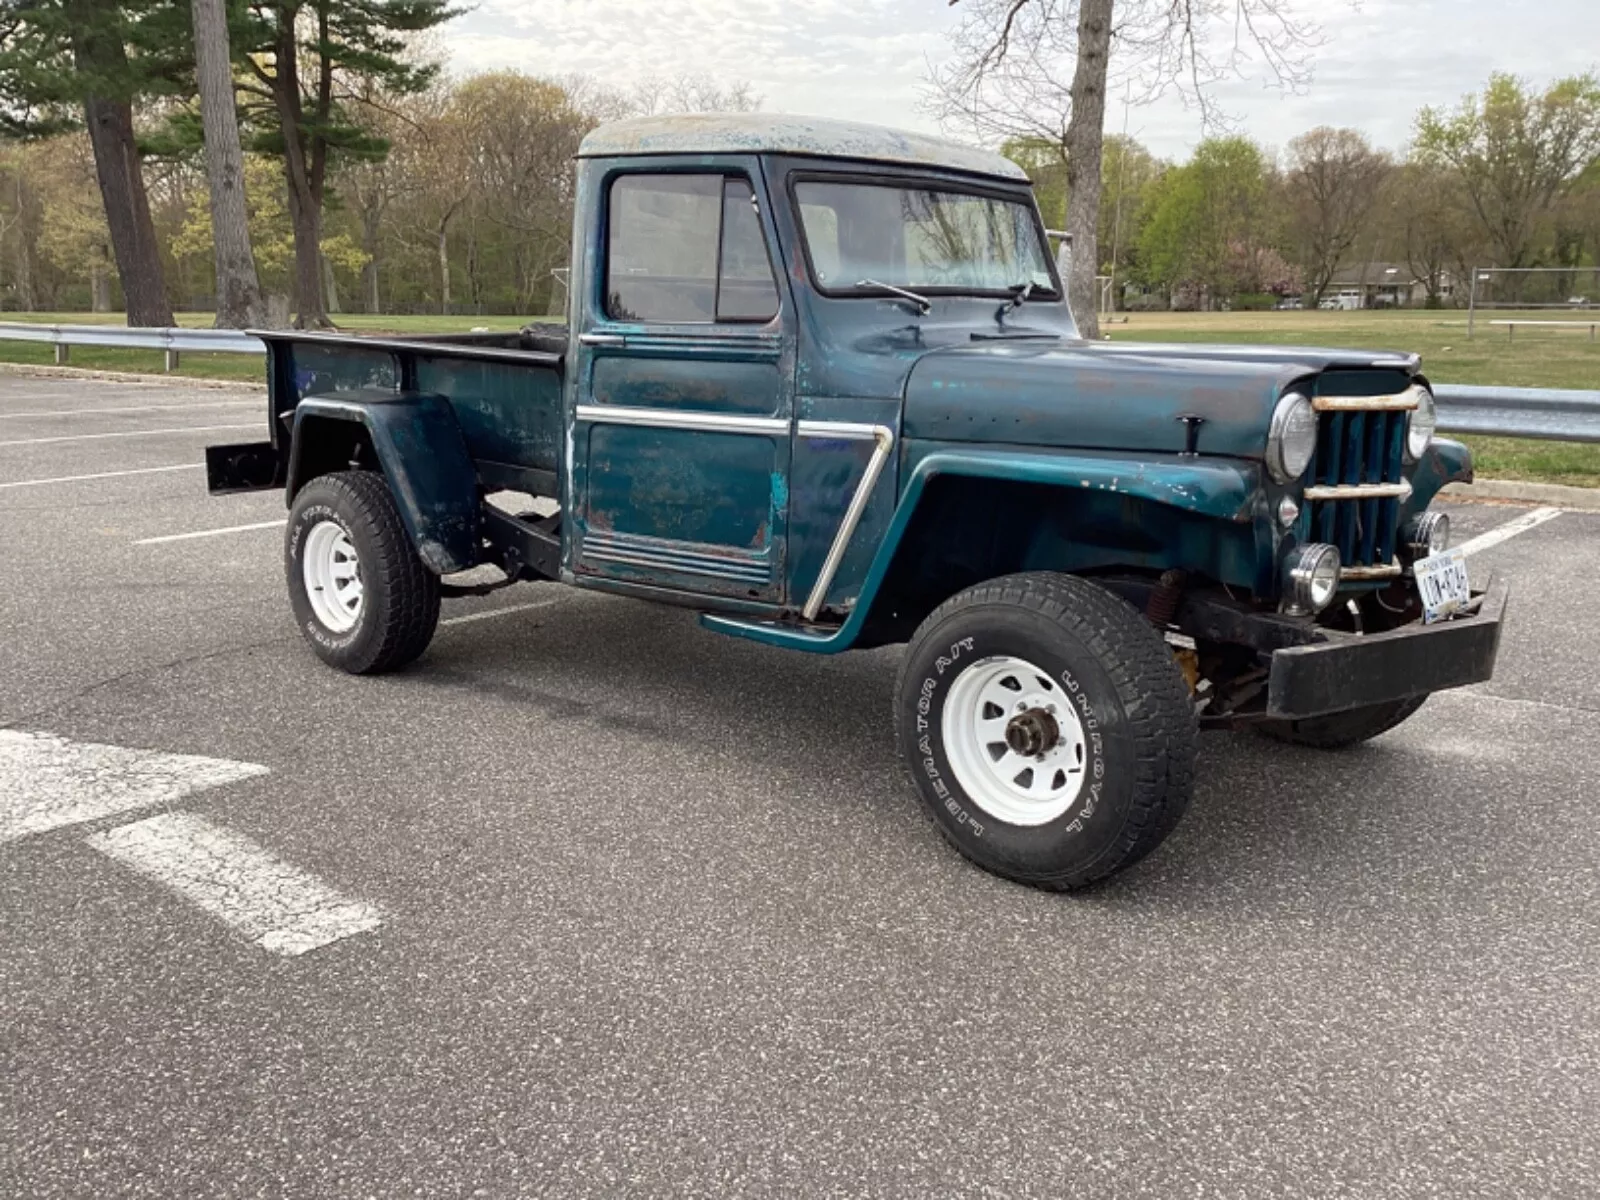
[{"xmin": 568, "ymin": 162, "xmax": 793, "ymax": 604}]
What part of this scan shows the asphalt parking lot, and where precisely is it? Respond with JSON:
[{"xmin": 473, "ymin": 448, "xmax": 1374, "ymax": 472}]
[{"xmin": 3, "ymin": 373, "xmax": 1597, "ymax": 1198}]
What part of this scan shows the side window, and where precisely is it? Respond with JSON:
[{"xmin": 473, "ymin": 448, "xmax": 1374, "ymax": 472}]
[
  {"xmin": 717, "ymin": 180, "xmax": 780, "ymax": 321},
  {"xmin": 605, "ymin": 174, "xmax": 779, "ymax": 324}
]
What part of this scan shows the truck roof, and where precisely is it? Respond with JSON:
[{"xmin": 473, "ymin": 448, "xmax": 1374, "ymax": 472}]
[{"xmin": 576, "ymin": 114, "xmax": 1030, "ymax": 183}]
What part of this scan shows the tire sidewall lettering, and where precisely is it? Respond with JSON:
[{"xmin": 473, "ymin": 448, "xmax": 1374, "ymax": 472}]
[{"xmin": 902, "ymin": 617, "xmax": 1123, "ymax": 862}]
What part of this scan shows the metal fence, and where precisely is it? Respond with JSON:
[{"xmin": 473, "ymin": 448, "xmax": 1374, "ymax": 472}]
[{"xmin": 0, "ymin": 320, "xmax": 1595, "ymax": 443}]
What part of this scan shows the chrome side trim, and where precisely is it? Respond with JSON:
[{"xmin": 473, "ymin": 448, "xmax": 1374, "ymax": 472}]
[
  {"xmin": 1340, "ymin": 562, "xmax": 1404, "ymax": 581},
  {"xmin": 1313, "ymin": 389, "xmax": 1421, "ymax": 412},
  {"xmin": 1303, "ymin": 481, "xmax": 1413, "ymax": 501},
  {"xmin": 583, "ymin": 530, "xmax": 772, "ymax": 584},
  {"xmin": 797, "ymin": 421, "xmax": 896, "ymax": 620},
  {"xmin": 574, "ymin": 404, "xmax": 789, "ymax": 436}
]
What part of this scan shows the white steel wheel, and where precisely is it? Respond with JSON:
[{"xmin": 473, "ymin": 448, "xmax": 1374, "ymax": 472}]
[
  {"xmin": 940, "ymin": 655, "xmax": 1089, "ymax": 827},
  {"xmin": 301, "ymin": 519, "xmax": 364, "ymax": 634}
]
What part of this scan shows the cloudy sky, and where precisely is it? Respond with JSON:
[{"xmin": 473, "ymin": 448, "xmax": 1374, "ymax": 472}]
[{"xmin": 444, "ymin": 0, "xmax": 1597, "ymax": 160}]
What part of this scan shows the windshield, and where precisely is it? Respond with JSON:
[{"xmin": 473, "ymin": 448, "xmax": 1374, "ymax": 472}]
[{"xmin": 795, "ymin": 180, "xmax": 1057, "ymax": 297}]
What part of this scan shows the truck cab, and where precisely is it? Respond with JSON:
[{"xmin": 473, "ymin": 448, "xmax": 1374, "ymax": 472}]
[{"xmin": 208, "ymin": 114, "xmax": 1506, "ymax": 893}]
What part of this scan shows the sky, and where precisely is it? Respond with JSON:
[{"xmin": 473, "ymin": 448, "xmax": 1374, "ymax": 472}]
[{"xmin": 442, "ymin": 0, "xmax": 1598, "ymax": 161}]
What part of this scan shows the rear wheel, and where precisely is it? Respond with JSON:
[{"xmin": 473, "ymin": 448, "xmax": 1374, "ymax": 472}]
[
  {"xmin": 286, "ymin": 471, "xmax": 440, "ymax": 674},
  {"xmin": 1256, "ymin": 697, "xmax": 1427, "ymax": 750},
  {"xmin": 895, "ymin": 572, "xmax": 1198, "ymax": 891}
]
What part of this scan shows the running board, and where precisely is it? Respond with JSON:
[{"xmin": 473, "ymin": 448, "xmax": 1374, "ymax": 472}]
[{"xmin": 699, "ymin": 612, "xmax": 852, "ymax": 654}]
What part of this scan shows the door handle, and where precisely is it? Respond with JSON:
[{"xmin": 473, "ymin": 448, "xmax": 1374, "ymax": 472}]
[{"xmin": 579, "ymin": 332, "xmax": 626, "ymax": 347}]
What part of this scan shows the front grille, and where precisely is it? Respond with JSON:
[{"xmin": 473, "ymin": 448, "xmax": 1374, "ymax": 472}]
[{"xmin": 1307, "ymin": 397, "xmax": 1411, "ymax": 573}]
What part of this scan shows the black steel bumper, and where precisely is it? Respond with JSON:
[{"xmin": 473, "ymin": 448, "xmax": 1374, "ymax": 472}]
[{"xmin": 1265, "ymin": 576, "xmax": 1509, "ymax": 719}]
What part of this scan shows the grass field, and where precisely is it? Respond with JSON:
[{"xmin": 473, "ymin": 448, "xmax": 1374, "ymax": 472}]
[{"xmin": 3, "ymin": 307, "xmax": 1596, "ymax": 484}]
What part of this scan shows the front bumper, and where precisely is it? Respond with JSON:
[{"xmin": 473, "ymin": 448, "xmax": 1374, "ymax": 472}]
[{"xmin": 1265, "ymin": 576, "xmax": 1509, "ymax": 719}]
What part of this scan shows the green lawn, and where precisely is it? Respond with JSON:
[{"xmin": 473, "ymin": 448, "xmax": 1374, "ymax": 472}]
[{"xmin": 3, "ymin": 307, "xmax": 1596, "ymax": 485}]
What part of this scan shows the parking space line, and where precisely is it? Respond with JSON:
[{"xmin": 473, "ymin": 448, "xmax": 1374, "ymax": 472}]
[
  {"xmin": 440, "ymin": 597, "xmax": 561, "ymax": 627},
  {"xmin": 87, "ymin": 813, "xmax": 383, "ymax": 957},
  {"xmin": 0, "ymin": 730, "xmax": 268, "ymax": 845},
  {"xmin": 0, "ymin": 400, "xmax": 259, "ymax": 420},
  {"xmin": 1457, "ymin": 506, "xmax": 1563, "ymax": 557},
  {"xmin": 0, "ymin": 463, "xmax": 204, "ymax": 490},
  {"xmin": 136, "ymin": 519, "xmax": 285, "ymax": 546},
  {"xmin": 0, "ymin": 422, "xmax": 259, "ymax": 448}
]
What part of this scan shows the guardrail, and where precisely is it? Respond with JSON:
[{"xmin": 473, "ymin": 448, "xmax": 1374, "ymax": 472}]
[
  {"xmin": 0, "ymin": 321, "xmax": 1595, "ymax": 443},
  {"xmin": 1433, "ymin": 385, "xmax": 1600, "ymax": 443},
  {"xmin": 0, "ymin": 321, "xmax": 263, "ymax": 371}
]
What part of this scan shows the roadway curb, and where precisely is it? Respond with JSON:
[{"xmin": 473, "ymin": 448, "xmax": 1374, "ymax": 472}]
[
  {"xmin": 1444, "ymin": 478, "xmax": 1600, "ymax": 511},
  {"xmin": 0, "ymin": 362, "xmax": 265, "ymax": 390}
]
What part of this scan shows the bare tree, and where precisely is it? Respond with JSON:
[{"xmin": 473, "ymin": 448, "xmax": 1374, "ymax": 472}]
[
  {"xmin": 628, "ymin": 74, "xmax": 762, "ymax": 116},
  {"xmin": 1284, "ymin": 127, "xmax": 1389, "ymax": 304},
  {"xmin": 933, "ymin": 0, "xmax": 1326, "ymax": 337},
  {"xmin": 191, "ymin": 0, "xmax": 263, "ymax": 327}
]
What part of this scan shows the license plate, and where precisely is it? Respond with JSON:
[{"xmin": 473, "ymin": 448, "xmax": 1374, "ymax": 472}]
[{"xmin": 1413, "ymin": 547, "xmax": 1471, "ymax": 623}]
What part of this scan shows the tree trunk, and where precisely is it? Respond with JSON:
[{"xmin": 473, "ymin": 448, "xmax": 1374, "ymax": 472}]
[
  {"xmin": 80, "ymin": 94, "xmax": 173, "ymax": 326},
  {"xmin": 321, "ymin": 250, "xmax": 342, "ymax": 314},
  {"xmin": 1062, "ymin": 0, "xmax": 1112, "ymax": 340},
  {"xmin": 90, "ymin": 243, "xmax": 112, "ymax": 311},
  {"xmin": 437, "ymin": 223, "xmax": 451, "ymax": 314},
  {"xmin": 16, "ymin": 237, "xmax": 33, "ymax": 312},
  {"xmin": 192, "ymin": 0, "xmax": 263, "ymax": 328},
  {"xmin": 361, "ymin": 204, "xmax": 382, "ymax": 313},
  {"xmin": 271, "ymin": 12, "xmax": 329, "ymax": 328}
]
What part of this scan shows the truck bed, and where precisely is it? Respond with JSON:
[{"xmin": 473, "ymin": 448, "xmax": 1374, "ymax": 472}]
[{"xmin": 256, "ymin": 323, "xmax": 569, "ymax": 499}]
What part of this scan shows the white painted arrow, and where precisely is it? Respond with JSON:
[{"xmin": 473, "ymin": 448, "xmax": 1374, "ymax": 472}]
[{"xmin": 0, "ymin": 729, "xmax": 268, "ymax": 845}]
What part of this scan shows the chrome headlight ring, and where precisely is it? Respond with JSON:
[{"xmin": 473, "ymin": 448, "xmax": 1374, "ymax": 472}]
[
  {"xmin": 1282, "ymin": 543, "xmax": 1342, "ymax": 616},
  {"xmin": 1405, "ymin": 384, "xmax": 1437, "ymax": 463},
  {"xmin": 1267, "ymin": 392, "xmax": 1318, "ymax": 484}
]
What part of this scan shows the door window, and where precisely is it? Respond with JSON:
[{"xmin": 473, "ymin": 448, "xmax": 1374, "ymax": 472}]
[{"xmin": 606, "ymin": 174, "xmax": 779, "ymax": 324}]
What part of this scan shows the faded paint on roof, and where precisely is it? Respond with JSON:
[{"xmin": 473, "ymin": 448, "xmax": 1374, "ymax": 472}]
[{"xmin": 577, "ymin": 114, "xmax": 1029, "ymax": 182}]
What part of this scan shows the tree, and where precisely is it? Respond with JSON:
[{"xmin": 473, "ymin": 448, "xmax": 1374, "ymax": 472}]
[
  {"xmin": 0, "ymin": 0, "xmax": 186, "ymax": 323},
  {"xmin": 1415, "ymin": 73, "xmax": 1600, "ymax": 269},
  {"xmin": 1378, "ymin": 160, "xmax": 1482, "ymax": 308},
  {"xmin": 933, "ymin": 0, "xmax": 1328, "ymax": 337},
  {"xmin": 191, "ymin": 0, "xmax": 263, "ymax": 326},
  {"xmin": 229, "ymin": 0, "xmax": 459, "ymax": 327},
  {"xmin": 1137, "ymin": 135, "xmax": 1275, "ymax": 306},
  {"xmin": 1284, "ymin": 126, "xmax": 1389, "ymax": 304}
]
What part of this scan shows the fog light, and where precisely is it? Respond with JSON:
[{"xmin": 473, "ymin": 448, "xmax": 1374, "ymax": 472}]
[
  {"xmin": 1405, "ymin": 510, "xmax": 1450, "ymax": 559},
  {"xmin": 1282, "ymin": 543, "xmax": 1341, "ymax": 615},
  {"xmin": 1277, "ymin": 495, "xmax": 1301, "ymax": 527}
]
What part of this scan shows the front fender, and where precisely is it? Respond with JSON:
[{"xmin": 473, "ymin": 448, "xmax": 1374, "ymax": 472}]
[
  {"xmin": 703, "ymin": 448, "xmax": 1261, "ymax": 654},
  {"xmin": 288, "ymin": 389, "xmax": 479, "ymax": 574}
]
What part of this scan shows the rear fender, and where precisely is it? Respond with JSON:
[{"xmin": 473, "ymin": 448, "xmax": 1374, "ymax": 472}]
[{"xmin": 288, "ymin": 388, "xmax": 479, "ymax": 574}]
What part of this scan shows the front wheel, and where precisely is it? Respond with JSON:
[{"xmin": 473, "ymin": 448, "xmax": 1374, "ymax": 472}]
[
  {"xmin": 286, "ymin": 470, "xmax": 440, "ymax": 674},
  {"xmin": 895, "ymin": 572, "xmax": 1198, "ymax": 891}
]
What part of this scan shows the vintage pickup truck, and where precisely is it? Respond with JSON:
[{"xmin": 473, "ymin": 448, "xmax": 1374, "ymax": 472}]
[{"xmin": 208, "ymin": 114, "xmax": 1506, "ymax": 891}]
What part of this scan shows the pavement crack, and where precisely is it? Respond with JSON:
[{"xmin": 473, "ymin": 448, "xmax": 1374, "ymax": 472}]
[{"xmin": 1, "ymin": 634, "xmax": 297, "ymax": 729}]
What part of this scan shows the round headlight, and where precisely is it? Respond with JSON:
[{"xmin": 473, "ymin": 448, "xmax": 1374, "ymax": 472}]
[
  {"xmin": 1267, "ymin": 392, "xmax": 1318, "ymax": 483},
  {"xmin": 1283, "ymin": 543, "xmax": 1341, "ymax": 615},
  {"xmin": 1406, "ymin": 385, "xmax": 1436, "ymax": 462}
]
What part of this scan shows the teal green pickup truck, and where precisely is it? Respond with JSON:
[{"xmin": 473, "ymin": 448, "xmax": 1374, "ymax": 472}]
[{"xmin": 208, "ymin": 114, "xmax": 1506, "ymax": 891}]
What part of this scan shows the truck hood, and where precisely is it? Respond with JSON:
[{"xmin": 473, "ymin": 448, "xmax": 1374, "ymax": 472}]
[{"xmin": 902, "ymin": 338, "xmax": 1420, "ymax": 458}]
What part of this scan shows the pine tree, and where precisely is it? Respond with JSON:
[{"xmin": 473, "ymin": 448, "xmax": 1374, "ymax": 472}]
[{"xmin": 0, "ymin": 0, "xmax": 189, "ymax": 324}]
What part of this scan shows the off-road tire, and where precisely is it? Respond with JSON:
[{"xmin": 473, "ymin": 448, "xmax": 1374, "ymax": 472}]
[
  {"xmin": 1256, "ymin": 697, "xmax": 1427, "ymax": 750},
  {"xmin": 895, "ymin": 572, "xmax": 1198, "ymax": 891},
  {"xmin": 286, "ymin": 470, "xmax": 440, "ymax": 674}
]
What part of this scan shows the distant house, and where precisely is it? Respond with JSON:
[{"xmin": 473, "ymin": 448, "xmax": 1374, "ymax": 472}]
[{"xmin": 1316, "ymin": 263, "xmax": 1459, "ymax": 309}]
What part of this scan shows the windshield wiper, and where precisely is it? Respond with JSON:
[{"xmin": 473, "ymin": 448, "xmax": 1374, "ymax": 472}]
[
  {"xmin": 855, "ymin": 279, "xmax": 932, "ymax": 315},
  {"xmin": 1000, "ymin": 280, "xmax": 1036, "ymax": 317}
]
